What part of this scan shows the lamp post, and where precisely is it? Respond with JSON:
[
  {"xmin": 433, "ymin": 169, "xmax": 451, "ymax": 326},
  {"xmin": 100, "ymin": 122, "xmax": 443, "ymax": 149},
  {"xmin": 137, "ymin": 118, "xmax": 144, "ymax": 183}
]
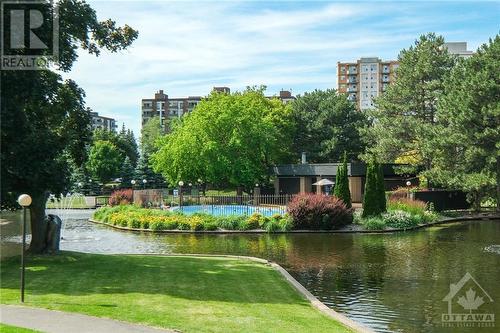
[
  {"xmin": 406, "ymin": 180, "xmax": 412, "ymax": 199},
  {"xmin": 178, "ymin": 181, "xmax": 184, "ymax": 208},
  {"xmin": 142, "ymin": 179, "xmax": 147, "ymax": 189},
  {"xmin": 131, "ymin": 179, "xmax": 136, "ymax": 188},
  {"xmin": 17, "ymin": 194, "xmax": 32, "ymax": 303}
]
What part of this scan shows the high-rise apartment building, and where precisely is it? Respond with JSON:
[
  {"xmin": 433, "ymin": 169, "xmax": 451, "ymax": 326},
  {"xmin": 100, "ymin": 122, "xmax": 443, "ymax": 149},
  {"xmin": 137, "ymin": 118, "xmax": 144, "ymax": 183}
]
[
  {"xmin": 141, "ymin": 90, "xmax": 202, "ymax": 129},
  {"xmin": 444, "ymin": 42, "xmax": 474, "ymax": 58},
  {"xmin": 337, "ymin": 57, "xmax": 399, "ymax": 111},
  {"xmin": 90, "ymin": 111, "xmax": 117, "ymax": 131}
]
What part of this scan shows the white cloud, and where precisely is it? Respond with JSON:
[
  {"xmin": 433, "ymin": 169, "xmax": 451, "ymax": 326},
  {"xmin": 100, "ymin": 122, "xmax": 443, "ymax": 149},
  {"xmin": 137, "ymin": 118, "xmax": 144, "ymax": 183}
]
[{"xmin": 63, "ymin": 1, "xmax": 497, "ymax": 137}]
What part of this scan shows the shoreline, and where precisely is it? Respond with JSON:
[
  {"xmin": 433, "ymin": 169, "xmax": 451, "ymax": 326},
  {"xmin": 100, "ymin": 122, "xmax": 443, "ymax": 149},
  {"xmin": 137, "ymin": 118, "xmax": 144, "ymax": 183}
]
[{"xmin": 88, "ymin": 213, "xmax": 500, "ymax": 234}]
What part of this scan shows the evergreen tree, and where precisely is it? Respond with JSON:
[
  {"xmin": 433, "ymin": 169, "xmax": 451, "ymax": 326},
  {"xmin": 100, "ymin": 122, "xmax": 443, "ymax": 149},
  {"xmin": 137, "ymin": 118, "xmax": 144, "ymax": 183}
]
[
  {"xmin": 362, "ymin": 33, "xmax": 456, "ymax": 179},
  {"xmin": 135, "ymin": 153, "xmax": 165, "ymax": 189},
  {"xmin": 120, "ymin": 156, "xmax": 135, "ymax": 188},
  {"xmin": 334, "ymin": 153, "xmax": 352, "ymax": 208},
  {"xmin": 362, "ymin": 160, "xmax": 386, "ymax": 217},
  {"xmin": 427, "ymin": 35, "xmax": 500, "ymax": 210},
  {"xmin": 291, "ymin": 89, "xmax": 368, "ymax": 163}
]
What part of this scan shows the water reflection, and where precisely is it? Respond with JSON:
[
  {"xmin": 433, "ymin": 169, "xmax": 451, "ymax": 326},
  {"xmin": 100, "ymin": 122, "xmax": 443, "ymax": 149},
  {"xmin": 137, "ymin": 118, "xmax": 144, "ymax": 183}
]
[{"xmin": 1, "ymin": 210, "xmax": 499, "ymax": 333}]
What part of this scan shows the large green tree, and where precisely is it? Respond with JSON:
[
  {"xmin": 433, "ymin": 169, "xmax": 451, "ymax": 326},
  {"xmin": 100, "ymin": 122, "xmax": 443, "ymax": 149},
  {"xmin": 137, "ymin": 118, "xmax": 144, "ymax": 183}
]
[
  {"xmin": 140, "ymin": 116, "xmax": 166, "ymax": 156},
  {"xmin": 151, "ymin": 87, "xmax": 294, "ymax": 190},
  {"xmin": 0, "ymin": 0, "xmax": 137, "ymax": 253},
  {"xmin": 291, "ymin": 89, "xmax": 367, "ymax": 163},
  {"xmin": 86, "ymin": 140, "xmax": 123, "ymax": 184},
  {"xmin": 93, "ymin": 127, "xmax": 139, "ymax": 167},
  {"xmin": 427, "ymin": 36, "xmax": 500, "ymax": 210},
  {"xmin": 363, "ymin": 33, "xmax": 456, "ymax": 177}
]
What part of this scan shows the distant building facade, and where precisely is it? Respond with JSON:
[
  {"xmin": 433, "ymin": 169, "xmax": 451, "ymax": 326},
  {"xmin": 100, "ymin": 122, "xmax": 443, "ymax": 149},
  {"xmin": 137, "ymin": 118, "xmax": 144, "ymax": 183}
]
[
  {"xmin": 266, "ymin": 90, "xmax": 296, "ymax": 104},
  {"xmin": 90, "ymin": 111, "xmax": 117, "ymax": 131},
  {"xmin": 337, "ymin": 57, "xmax": 399, "ymax": 111},
  {"xmin": 444, "ymin": 42, "xmax": 474, "ymax": 58},
  {"xmin": 141, "ymin": 87, "xmax": 295, "ymax": 129},
  {"xmin": 141, "ymin": 90, "xmax": 202, "ymax": 129}
]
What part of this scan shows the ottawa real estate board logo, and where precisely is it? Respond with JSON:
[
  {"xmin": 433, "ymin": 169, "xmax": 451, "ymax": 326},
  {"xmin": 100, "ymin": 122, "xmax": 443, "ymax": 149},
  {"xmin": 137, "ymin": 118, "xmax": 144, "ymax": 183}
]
[
  {"xmin": 442, "ymin": 272, "xmax": 495, "ymax": 328},
  {"xmin": 1, "ymin": 0, "xmax": 58, "ymax": 70}
]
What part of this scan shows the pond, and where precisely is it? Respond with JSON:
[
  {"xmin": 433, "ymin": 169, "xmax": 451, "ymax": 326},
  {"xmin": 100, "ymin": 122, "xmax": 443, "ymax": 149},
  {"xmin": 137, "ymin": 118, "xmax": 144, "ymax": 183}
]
[{"xmin": 1, "ymin": 209, "xmax": 499, "ymax": 333}]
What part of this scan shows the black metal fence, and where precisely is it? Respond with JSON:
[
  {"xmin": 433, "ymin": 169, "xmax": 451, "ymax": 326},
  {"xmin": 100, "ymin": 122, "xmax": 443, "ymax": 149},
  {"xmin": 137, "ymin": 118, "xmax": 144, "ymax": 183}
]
[{"xmin": 162, "ymin": 194, "xmax": 292, "ymax": 216}]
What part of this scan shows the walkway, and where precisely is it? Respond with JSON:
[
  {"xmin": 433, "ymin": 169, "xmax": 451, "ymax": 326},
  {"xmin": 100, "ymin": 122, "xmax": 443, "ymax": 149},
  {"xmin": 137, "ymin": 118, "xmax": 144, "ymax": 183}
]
[{"xmin": 0, "ymin": 305, "xmax": 177, "ymax": 333}]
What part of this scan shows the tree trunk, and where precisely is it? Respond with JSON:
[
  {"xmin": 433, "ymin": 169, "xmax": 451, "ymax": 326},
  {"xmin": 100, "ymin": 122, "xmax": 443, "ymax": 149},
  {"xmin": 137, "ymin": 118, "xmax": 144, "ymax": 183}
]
[{"xmin": 28, "ymin": 192, "xmax": 49, "ymax": 254}]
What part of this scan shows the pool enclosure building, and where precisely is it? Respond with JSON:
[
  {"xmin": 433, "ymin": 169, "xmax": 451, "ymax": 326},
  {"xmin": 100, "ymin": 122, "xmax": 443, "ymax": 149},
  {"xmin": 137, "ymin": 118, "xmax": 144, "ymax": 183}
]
[{"xmin": 272, "ymin": 162, "xmax": 415, "ymax": 203}]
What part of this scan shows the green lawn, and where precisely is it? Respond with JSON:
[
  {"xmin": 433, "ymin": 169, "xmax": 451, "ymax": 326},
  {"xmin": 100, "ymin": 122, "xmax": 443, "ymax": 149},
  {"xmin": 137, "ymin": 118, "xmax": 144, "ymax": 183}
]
[
  {"xmin": 45, "ymin": 196, "xmax": 90, "ymax": 209},
  {"xmin": 0, "ymin": 253, "xmax": 352, "ymax": 333},
  {"xmin": 0, "ymin": 323, "xmax": 41, "ymax": 333}
]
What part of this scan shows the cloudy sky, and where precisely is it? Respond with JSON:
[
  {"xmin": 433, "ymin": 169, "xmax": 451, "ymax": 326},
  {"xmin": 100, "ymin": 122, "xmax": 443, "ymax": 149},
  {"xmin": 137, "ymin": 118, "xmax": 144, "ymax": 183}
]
[{"xmin": 65, "ymin": 1, "xmax": 500, "ymax": 136}]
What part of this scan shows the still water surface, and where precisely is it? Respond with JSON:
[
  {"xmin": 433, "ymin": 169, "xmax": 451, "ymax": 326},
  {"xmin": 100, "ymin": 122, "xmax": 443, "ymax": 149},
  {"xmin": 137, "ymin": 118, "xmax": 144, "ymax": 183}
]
[{"xmin": 1, "ymin": 210, "xmax": 499, "ymax": 333}]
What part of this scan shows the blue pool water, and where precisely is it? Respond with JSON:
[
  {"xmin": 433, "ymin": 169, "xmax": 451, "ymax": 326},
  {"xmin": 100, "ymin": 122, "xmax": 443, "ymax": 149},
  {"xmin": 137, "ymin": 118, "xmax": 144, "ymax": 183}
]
[{"xmin": 172, "ymin": 205, "xmax": 285, "ymax": 217}]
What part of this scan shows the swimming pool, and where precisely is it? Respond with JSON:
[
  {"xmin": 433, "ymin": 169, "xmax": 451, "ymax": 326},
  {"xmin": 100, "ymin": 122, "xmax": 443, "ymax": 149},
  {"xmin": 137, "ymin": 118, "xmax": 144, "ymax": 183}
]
[{"xmin": 172, "ymin": 205, "xmax": 285, "ymax": 217}]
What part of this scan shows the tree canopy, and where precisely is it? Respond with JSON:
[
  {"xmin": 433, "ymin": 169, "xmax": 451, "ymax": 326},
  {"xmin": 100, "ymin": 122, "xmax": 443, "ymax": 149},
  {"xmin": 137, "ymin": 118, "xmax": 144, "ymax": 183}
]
[
  {"xmin": 363, "ymin": 33, "xmax": 456, "ymax": 176},
  {"xmin": 140, "ymin": 116, "xmax": 166, "ymax": 156},
  {"xmin": 151, "ymin": 87, "xmax": 294, "ymax": 189},
  {"xmin": 0, "ymin": 0, "xmax": 138, "ymax": 253},
  {"xmin": 86, "ymin": 140, "xmax": 122, "ymax": 183},
  {"xmin": 427, "ymin": 35, "xmax": 500, "ymax": 209},
  {"xmin": 291, "ymin": 89, "xmax": 367, "ymax": 163}
]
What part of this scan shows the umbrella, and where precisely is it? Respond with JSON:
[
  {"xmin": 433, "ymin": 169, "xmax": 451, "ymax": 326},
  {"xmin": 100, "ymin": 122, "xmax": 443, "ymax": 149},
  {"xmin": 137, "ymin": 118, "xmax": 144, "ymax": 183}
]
[{"xmin": 312, "ymin": 179, "xmax": 335, "ymax": 186}]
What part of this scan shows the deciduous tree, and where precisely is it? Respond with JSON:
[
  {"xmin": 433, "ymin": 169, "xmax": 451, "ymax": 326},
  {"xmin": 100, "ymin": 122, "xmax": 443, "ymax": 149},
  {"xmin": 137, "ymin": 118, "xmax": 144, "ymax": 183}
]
[
  {"xmin": 0, "ymin": 0, "xmax": 137, "ymax": 253},
  {"xmin": 151, "ymin": 87, "xmax": 294, "ymax": 190},
  {"xmin": 291, "ymin": 89, "xmax": 367, "ymax": 162},
  {"xmin": 87, "ymin": 141, "xmax": 123, "ymax": 183}
]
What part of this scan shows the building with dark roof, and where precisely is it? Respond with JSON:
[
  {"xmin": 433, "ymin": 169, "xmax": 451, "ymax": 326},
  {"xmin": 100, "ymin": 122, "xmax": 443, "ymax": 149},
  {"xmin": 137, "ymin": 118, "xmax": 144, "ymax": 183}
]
[{"xmin": 272, "ymin": 161, "xmax": 416, "ymax": 202}]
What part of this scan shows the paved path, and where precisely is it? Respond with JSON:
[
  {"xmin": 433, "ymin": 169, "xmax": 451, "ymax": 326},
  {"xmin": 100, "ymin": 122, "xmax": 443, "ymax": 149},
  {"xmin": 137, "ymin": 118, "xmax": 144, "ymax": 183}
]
[{"xmin": 0, "ymin": 305, "xmax": 177, "ymax": 333}]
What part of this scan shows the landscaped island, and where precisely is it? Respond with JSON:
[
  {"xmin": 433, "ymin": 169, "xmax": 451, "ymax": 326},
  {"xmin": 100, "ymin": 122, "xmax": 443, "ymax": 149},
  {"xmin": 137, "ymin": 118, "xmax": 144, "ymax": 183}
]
[
  {"xmin": 0, "ymin": 252, "xmax": 353, "ymax": 333},
  {"xmin": 91, "ymin": 193, "xmax": 441, "ymax": 232}
]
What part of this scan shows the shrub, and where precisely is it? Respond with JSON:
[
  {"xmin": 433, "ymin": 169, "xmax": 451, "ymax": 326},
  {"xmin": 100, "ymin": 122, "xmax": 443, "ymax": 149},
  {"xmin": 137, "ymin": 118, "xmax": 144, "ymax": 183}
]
[
  {"xmin": 109, "ymin": 189, "xmax": 133, "ymax": 206},
  {"xmin": 265, "ymin": 219, "xmax": 281, "ymax": 233},
  {"xmin": 388, "ymin": 198, "xmax": 427, "ymax": 216},
  {"xmin": 388, "ymin": 187, "xmax": 411, "ymax": 201},
  {"xmin": 362, "ymin": 216, "xmax": 386, "ymax": 230},
  {"xmin": 279, "ymin": 215, "xmax": 294, "ymax": 231},
  {"xmin": 287, "ymin": 194, "xmax": 353, "ymax": 230},
  {"xmin": 382, "ymin": 210, "xmax": 417, "ymax": 229},
  {"xmin": 247, "ymin": 213, "xmax": 265, "ymax": 229},
  {"xmin": 128, "ymin": 217, "xmax": 141, "ymax": 229}
]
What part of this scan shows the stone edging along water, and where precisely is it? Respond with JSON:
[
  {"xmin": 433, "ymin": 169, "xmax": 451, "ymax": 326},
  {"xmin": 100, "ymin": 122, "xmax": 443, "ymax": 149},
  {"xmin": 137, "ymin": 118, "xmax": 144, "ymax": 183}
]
[
  {"xmin": 131, "ymin": 253, "xmax": 374, "ymax": 333},
  {"xmin": 88, "ymin": 214, "xmax": 500, "ymax": 234}
]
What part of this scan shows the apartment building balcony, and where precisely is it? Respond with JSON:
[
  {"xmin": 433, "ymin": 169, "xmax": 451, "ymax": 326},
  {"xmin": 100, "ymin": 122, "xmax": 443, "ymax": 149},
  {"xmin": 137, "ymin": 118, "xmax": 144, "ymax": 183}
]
[
  {"xmin": 347, "ymin": 87, "xmax": 357, "ymax": 92},
  {"xmin": 347, "ymin": 69, "xmax": 357, "ymax": 74},
  {"xmin": 382, "ymin": 76, "xmax": 390, "ymax": 83},
  {"xmin": 347, "ymin": 77, "xmax": 357, "ymax": 83},
  {"xmin": 382, "ymin": 67, "xmax": 390, "ymax": 74}
]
